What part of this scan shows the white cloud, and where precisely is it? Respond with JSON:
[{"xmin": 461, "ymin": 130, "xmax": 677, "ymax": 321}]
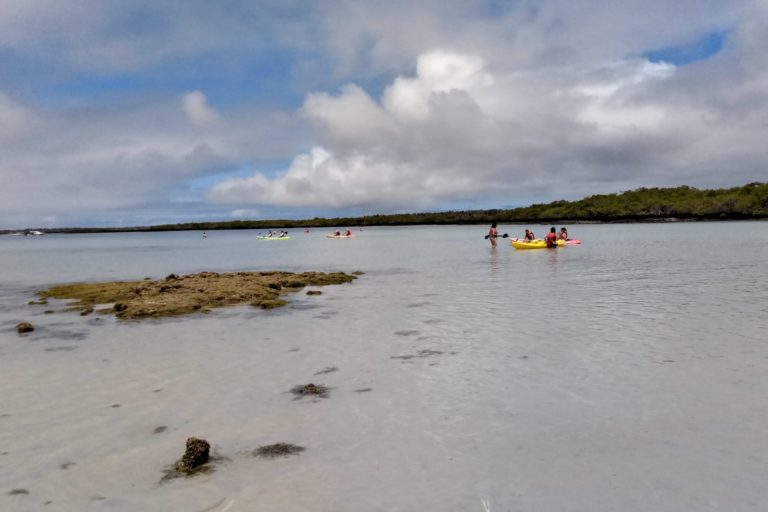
[
  {"xmin": 211, "ymin": 146, "xmax": 466, "ymax": 210},
  {"xmin": 230, "ymin": 208, "xmax": 260, "ymax": 218},
  {"xmin": 212, "ymin": 47, "xmax": 740, "ymax": 209},
  {"xmin": 0, "ymin": 92, "xmax": 41, "ymax": 141},
  {"xmin": 0, "ymin": 88, "xmax": 307, "ymax": 226},
  {"xmin": 382, "ymin": 51, "xmax": 493, "ymax": 121},
  {"xmin": 182, "ymin": 91, "xmax": 220, "ymax": 126}
]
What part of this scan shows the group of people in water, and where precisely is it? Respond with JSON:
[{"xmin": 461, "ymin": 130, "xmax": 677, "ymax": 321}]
[
  {"xmin": 260, "ymin": 228, "xmax": 354, "ymax": 238},
  {"xmin": 487, "ymin": 223, "xmax": 570, "ymax": 248}
]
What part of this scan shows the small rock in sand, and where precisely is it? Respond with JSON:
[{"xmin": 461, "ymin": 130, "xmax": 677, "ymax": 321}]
[
  {"xmin": 175, "ymin": 437, "xmax": 210, "ymax": 475},
  {"xmin": 16, "ymin": 322, "xmax": 34, "ymax": 334}
]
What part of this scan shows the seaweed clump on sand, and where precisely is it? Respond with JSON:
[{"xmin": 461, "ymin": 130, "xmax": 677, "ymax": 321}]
[
  {"xmin": 36, "ymin": 271, "xmax": 357, "ymax": 320},
  {"xmin": 253, "ymin": 443, "xmax": 305, "ymax": 458},
  {"xmin": 290, "ymin": 383, "xmax": 329, "ymax": 398}
]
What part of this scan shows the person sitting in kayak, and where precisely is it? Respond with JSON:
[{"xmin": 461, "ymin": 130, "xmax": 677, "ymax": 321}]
[
  {"xmin": 545, "ymin": 227, "xmax": 558, "ymax": 247},
  {"xmin": 488, "ymin": 222, "xmax": 498, "ymax": 247},
  {"xmin": 524, "ymin": 229, "xmax": 535, "ymax": 241},
  {"xmin": 344, "ymin": 229, "xmax": 352, "ymax": 236},
  {"xmin": 558, "ymin": 227, "xmax": 568, "ymax": 240},
  {"xmin": 334, "ymin": 231, "xmax": 341, "ymax": 236}
]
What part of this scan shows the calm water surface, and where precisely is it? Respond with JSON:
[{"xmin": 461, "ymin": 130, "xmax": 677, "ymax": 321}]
[{"xmin": 1, "ymin": 223, "xmax": 767, "ymax": 511}]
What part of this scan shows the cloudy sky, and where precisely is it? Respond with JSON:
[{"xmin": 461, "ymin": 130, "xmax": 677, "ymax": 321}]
[{"xmin": 1, "ymin": 0, "xmax": 765, "ymax": 228}]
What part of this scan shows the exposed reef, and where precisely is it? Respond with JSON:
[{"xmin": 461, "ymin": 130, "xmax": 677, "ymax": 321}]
[{"xmin": 36, "ymin": 271, "xmax": 357, "ymax": 320}]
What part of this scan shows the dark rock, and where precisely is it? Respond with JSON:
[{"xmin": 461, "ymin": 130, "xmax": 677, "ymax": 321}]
[
  {"xmin": 253, "ymin": 299, "xmax": 287, "ymax": 309},
  {"xmin": 306, "ymin": 290, "xmax": 322, "ymax": 296},
  {"xmin": 175, "ymin": 437, "xmax": 210, "ymax": 474},
  {"xmin": 291, "ymin": 383, "xmax": 329, "ymax": 398},
  {"xmin": 113, "ymin": 303, "xmax": 127, "ymax": 313},
  {"xmin": 352, "ymin": 271, "xmax": 365, "ymax": 276},
  {"xmin": 153, "ymin": 426, "xmax": 167, "ymax": 434},
  {"xmin": 8, "ymin": 489, "xmax": 29, "ymax": 495},
  {"xmin": 165, "ymin": 274, "xmax": 179, "ymax": 281},
  {"xmin": 16, "ymin": 322, "xmax": 34, "ymax": 334}
]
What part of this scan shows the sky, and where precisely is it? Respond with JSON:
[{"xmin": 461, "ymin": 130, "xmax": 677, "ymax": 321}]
[{"xmin": 1, "ymin": 0, "xmax": 766, "ymax": 228}]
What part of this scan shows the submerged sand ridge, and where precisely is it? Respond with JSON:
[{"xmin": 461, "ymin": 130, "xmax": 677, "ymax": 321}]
[{"xmin": 37, "ymin": 271, "xmax": 357, "ymax": 319}]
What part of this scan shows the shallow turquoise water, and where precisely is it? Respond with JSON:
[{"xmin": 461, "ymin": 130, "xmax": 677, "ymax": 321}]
[{"xmin": 1, "ymin": 223, "xmax": 767, "ymax": 511}]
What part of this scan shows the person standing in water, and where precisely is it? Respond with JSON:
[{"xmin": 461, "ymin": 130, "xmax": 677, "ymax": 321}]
[
  {"xmin": 545, "ymin": 227, "xmax": 558, "ymax": 248},
  {"xmin": 488, "ymin": 222, "xmax": 498, "ymax": 247}
]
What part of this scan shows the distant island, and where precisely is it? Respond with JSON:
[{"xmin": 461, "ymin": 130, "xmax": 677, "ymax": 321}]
[{"xmin": 3, "ymin": 182, "xmax": 766, "ymax": 234}]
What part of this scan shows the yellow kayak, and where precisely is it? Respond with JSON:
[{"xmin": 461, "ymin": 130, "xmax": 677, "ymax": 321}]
[{"xmin": 511, "ymin": 239, "xmax": 565, "ymax": 249}]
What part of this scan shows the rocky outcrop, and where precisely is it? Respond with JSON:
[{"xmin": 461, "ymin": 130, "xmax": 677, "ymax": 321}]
[{"xmin": 37, "ymin": 271, "xmax": 358, "ymax": 320}]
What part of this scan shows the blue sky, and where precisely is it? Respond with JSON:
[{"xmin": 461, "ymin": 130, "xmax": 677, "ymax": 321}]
[
  {"xmin": 0, "ymin": 0, "xmax": 764, "ymax": 228},
  {"xmin": 645, "ymin": 30, "xmax": 727, "ymax": 66}
]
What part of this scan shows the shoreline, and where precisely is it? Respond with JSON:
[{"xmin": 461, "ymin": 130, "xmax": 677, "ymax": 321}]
[{"xmin": 2, "ymin": 216, "xmax": 767, "ymax": 235}]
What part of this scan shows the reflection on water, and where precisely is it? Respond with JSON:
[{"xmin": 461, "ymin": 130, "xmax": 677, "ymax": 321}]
[
  {"xmin": 488, "ymin": 246, "xmax": 500, "ymax": 275},
  {"xmin": 1, "ymin": 223, "xmax": 768, "ymax": 511},
  {"xmin": 545, "ymin": 247, "xmax": 559, "ymax": 268}
]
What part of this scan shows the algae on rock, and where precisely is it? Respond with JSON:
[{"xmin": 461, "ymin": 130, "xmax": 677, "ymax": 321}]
[{"xmin": 37, "ymin": 271, "xmax": 357, "ymax": 320}]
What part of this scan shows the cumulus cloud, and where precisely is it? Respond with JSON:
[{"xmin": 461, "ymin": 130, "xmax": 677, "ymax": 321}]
[{"xmin": 212, "ymin": 44, "xmax": 760, "ymax": 210}]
